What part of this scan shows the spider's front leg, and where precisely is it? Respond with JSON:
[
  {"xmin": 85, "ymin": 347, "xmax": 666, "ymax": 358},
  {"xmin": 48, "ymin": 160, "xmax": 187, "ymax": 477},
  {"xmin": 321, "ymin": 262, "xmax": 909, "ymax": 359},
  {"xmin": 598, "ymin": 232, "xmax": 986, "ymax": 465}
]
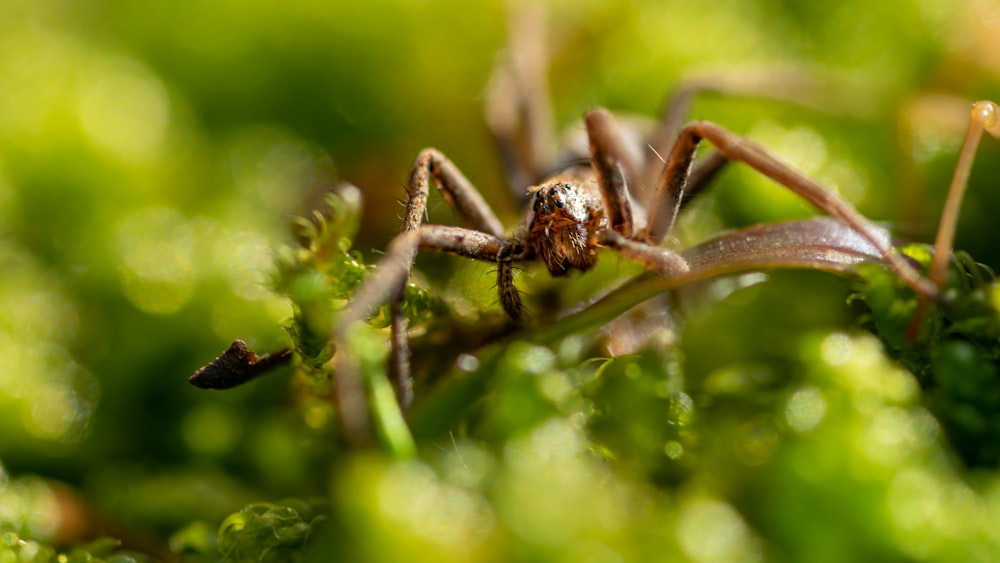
[
  {"xmin": 333, "ymin": 149, "xmax": 511, "ymax": 442},
  {"xmin": 587, "ymin": 108, "xmax": 937, "ymax": 296},
  {"xmin": 584, "ymin": 109, "xmax": 692, "ymax": 277},
  {"xmin": 637, "ymin": 119, "xmax": 940, "ymax": 301}
]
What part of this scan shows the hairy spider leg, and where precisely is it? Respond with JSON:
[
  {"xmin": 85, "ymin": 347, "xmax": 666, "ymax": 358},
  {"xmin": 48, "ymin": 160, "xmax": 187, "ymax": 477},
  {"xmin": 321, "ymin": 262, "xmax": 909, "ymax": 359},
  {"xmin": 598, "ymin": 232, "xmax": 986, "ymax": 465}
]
[
  {"xmin": 333, "ymin": 148, "xmax": 511, "ymax": 442},
  {"xmin": 580, "ymin": 108, "xmax": 693, "ymax": 277},
  {"xmin": 645, "ymin": 66, "xmax": 848, "ymax": 191},
  {"xmin": 584, "ymin": 108, "xmax": 636, "ymax": 238},
  {"xmin": 401, "ymin": 149, "xmax": 505, "ymax": 238},
  {"xmin": 637, "ymin": 120, "xmax": 939, "ymax": 301},
  {"xmin": 335, "ymin": 225, "xmax": 509, "ymax": 441},
  {"xmin": 395, "ymin": 149, "xmax": 505, "ymax": 405}
]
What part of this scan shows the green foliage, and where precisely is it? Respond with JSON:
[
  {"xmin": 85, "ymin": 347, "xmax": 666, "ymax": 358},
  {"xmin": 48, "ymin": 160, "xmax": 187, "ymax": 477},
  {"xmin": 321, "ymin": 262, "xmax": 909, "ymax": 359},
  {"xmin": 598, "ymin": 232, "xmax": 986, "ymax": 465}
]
[
  {"xmin": 276, "ymin": 189, "xmax": 369, "ymax": 374},
  {"xmin": 857, "ymin": 246, "xmax": 1000, "ymax": 467},
  {"xmin": 168, "ymin": 521, "xmax": 217, "ymax": 559},
  {"xmin": 2, "ymin": 0, "xmax": 1000, "ymax": 562},
  {"xmin": 0, "ymin": 532, "xmax": 147, "ymax": 563},
  {"xmin": 583, "ymin": 348, "xmax": 691, "ymax": 483},
  {"xmin": 276, "ymin": 187, "xmax": 446, "ymax": 384},
  {"xmin": 217, "ymin": 500, "xmax": 327, "ymax": 563},
  {"xmin": 182, "ymin": 256, "xmax": 1000, "ymax": 561}
]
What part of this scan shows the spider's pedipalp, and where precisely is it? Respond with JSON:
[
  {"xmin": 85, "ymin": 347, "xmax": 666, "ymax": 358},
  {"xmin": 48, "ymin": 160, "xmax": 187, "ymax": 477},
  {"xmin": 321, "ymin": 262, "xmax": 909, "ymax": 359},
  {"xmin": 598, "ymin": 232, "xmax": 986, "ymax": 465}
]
[{"xmin": 497, "ymin": 258, "xmax": 523, "ymax": 321}]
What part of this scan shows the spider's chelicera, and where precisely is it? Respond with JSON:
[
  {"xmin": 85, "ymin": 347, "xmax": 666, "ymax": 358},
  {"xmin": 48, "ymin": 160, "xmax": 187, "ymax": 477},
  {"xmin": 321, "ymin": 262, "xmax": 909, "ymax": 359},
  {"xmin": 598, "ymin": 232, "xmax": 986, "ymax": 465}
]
[{"xmin": 527, "ymin": 179, "xmax": 602, "ymax": 274}]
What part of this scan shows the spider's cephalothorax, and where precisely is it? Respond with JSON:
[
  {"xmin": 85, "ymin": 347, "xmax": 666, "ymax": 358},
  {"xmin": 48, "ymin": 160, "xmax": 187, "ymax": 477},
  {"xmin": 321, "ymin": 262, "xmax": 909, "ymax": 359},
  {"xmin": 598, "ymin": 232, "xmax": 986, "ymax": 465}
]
[{"xmin": 526, "ymin": 178, "xmax": 606, "ymax": 276}]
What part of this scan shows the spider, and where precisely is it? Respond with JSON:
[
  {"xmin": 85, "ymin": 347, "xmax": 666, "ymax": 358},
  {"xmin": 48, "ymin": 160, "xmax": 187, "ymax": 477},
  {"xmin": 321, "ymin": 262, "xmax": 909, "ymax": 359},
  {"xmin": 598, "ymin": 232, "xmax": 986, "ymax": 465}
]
[
  {"xmin": 189, "ymin": 13, "xmax": 999, "ymax": 446},
  {"xmin": 323, "ymin": 70, "xmax": 1000, "ymax": 440}
]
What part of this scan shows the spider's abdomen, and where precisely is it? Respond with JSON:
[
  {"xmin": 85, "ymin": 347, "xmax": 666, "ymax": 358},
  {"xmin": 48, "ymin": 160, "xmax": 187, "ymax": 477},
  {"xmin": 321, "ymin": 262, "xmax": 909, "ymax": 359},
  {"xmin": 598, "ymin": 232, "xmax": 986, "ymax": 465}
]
[{"xmin": 527, "ymin": 180, "xmax": 605, "ymax": 276}]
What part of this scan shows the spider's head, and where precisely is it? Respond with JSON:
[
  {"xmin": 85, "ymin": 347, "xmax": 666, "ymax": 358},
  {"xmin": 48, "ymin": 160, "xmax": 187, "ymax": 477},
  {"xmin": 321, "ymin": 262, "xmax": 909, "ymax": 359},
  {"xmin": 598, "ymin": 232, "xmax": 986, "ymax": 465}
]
[
  {"xmin": 526, "ymin": 180, "xmax": 603, "ymax": 275},
  {"xmin": 528, "ymin": 182, "xmax": 591, "ymax": 225}
]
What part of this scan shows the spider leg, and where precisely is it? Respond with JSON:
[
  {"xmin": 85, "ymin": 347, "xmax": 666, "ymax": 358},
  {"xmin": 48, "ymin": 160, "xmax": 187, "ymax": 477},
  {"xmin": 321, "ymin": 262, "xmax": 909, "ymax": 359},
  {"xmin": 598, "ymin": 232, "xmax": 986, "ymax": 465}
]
[
  {"xmin": 403, "ymin": 148, "xmax": 505, "ymax": 237},
  {"xmin": 484, "ymin": 3, "xmax": 556, "ymax": 200},
  {"xmin": 641, "ymin": 65, "xmax": 876, "ymax": 213},
  {"xmin": 598, "ymin": 229, "xmax": 689, "ymax": 277},
  {"xmin": 389, "ymin": 298, "xmax": 412, "ymax": 408},
  {"xmin": 643, "ymin": 120, "xmax": 939, "ymax": 301},
  {"xmin": 496, "ymin": 239, "xmax": 527, "ymax": 321},
  {"xmin": 678, "ymin": 150, "xmax": 729, "ymax": 209},
  {"xmin": 642, "ymin": 65, "xmax": 850, "ymax": 194},
  {"xmin": 585, "ymin": 109, "xmax": 636, "ymax": 238},
  {"xmin": 585, "ymin": 107, "xmax": 726, "ymax": 238},
  {"xmin": 339, "ymin": 227, "xmax": 507, "ymax": 329},
  {"xmin": 384, "ymin": 149, "xmax": 507, "ymax": 405},
  {"xmin": 335, "ymin": 225, "xmax": 508, "ymax": 443},
  {"xmin": 335, "ymin": 148, "xmax": 508, "ymax": 440}
]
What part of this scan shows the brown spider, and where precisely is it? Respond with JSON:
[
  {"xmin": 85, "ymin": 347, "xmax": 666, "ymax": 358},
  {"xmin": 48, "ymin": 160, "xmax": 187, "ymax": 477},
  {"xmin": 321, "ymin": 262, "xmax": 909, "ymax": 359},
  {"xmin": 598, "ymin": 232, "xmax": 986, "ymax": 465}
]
[
  {"xmin": 189, "ymin": 11, "xmax": 999, "ymax": 447},
  {"xmin": 330, "ymin": 107, "xmax": 934, "ymax": 426},
  {"xmin": 326, "ymin": 82, "xmax": 1000, "ymax": 442}
]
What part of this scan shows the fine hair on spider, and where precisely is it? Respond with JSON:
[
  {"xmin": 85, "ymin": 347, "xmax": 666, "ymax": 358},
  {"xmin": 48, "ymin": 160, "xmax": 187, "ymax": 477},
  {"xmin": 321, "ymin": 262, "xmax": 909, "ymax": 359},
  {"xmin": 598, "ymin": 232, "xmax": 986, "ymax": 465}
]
[{"xmin": 186, "ymin": 13, "xmax": 999, "ymax": 446}]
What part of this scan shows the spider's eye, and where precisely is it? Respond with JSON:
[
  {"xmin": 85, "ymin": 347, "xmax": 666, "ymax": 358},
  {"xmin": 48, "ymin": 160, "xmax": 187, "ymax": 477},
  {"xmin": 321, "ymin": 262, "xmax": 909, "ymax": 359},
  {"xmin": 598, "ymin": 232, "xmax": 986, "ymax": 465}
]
[
  {"xmin": 555, "ymin": 199, "xmax": 564, "ymax": 209},
  {"xmin": 549, "ymin": 187, "xmax": 558, "ymax": 196}
]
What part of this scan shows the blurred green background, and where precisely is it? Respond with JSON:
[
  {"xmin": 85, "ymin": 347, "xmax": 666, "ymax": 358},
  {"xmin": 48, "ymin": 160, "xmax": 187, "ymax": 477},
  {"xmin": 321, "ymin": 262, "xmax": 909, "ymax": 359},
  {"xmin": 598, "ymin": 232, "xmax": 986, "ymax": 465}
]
[{"xmin": 1, "ymin": 0, "xmax": 1000, "ymax": 561}]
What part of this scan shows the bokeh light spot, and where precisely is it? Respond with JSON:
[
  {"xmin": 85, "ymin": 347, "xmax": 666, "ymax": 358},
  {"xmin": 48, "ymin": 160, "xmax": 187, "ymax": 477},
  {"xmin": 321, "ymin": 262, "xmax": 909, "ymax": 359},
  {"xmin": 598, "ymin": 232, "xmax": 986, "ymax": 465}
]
[
  {"xmin": 884, "ymin": 466, "xmax": 984, "ymax": 554},
  {"xmin": 819, "ymin": 333, "xmax": 919, "ymax": 408},
  {"xmin": 120, "ymin": 274, "xmax": 194, "ymax": 315},
  {"xmin": 377, "ymin": 461, "xmax": 494, "ymax": 554},
  {"xmin": 668, "ymin": 392, "xmax": 695, "ymax": 426},
  {"xmin": 664, "ymin": 440, "xmax": 684, "ymax": 459},
  {"xmin": 116, "ymin": 207, "xmax": 197, "ymax": 314},
  {"xmin": 0, "ymin": 477, "xmax": 60, "ymax": 540},
  {"xmin": 303, "ymin": 403, "xmax": 332, "ymax": 430},
  {"xmin": 77, "ymin": 56, "xmax": 170, "ymax": 163},
  {"xmin": 786, "ymin": 386, "xmax": 827, "ymax": 432},
  {"xmin": 739, "ymin": 122, "xmax": 832, "ymax": 217},
  {"xmin": 439, "ymin": 440, "xmax": 496, "ymax": 490},
  {"xmin": 0, "ymin": 25, "xmax": 76, "ymax": 140},
  {"xmin": 210, "ymin": 229, "xmax": 274, "ymax": 302},
  {"xmin": 227, "ymin": 127, "xmax": 329, "ymax": 219},
  {"xmin": 514, "ymin": 345, "xmax": 556, "ymax": 375},
  {"xmin": 496, "ymin": 419, "xmax": 628, "ymax": 547},
  {"xmin": 819, "ymin": 332, "xmax": 853, "ymax": 366},
  {"xmin": 860, "ymin": 407, "xmax": 938, "ymax": 467},
  {"xmin": 0, "ymin": 243, "xmax": 79, "ymax": 342},
  {"xmin": 117, "ymin": 207, "xmax": 194, "ymax": 282},
  {"xmin": 821, "ymin": 160, "xmax": 870, "ymax": 205},
  {"xmin": 24, "ymin": 384, "xmax": 78, "ymax": 441},
  {"xmin": 538, "ymin": 372, "xmax": 573, "ymax": 404},
  {"xmin": 456, "ymin": 353, "xmax": 480, "ymax": 373},
  {"xmin": 0, "ymin": 335, "xmax": 97, "ymax": 444},
  {"xmin": 677, "ymin": 498, "xmax": 760, "ymax": 563}
]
